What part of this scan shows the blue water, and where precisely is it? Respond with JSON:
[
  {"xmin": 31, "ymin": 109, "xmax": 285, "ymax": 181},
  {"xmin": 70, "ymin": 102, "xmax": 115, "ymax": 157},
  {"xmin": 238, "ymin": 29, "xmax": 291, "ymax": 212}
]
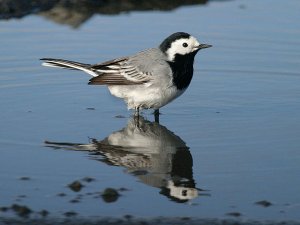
[{"xmin": 0, "ymin": 0, "xmax": 300, "ymax": 221}]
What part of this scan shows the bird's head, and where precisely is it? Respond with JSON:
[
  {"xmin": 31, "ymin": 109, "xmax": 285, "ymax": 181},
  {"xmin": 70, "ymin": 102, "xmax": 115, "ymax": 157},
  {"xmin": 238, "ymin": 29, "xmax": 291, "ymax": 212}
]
[{"xmin": 159, "ymin": 32, "xmax": 212, "ymax": 62}]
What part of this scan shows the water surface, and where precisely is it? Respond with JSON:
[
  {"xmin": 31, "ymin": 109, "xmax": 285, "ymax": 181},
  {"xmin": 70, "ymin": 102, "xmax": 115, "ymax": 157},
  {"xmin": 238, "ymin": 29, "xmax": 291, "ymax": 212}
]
[{"xmin": 0, "ymin": 0, "xmax": 300, "ymax": 222}]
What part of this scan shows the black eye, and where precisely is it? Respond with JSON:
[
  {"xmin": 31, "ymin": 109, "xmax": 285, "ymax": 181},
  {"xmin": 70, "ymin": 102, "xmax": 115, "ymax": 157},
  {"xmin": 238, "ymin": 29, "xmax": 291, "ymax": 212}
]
[{"xmin": 182, "ymin": 42, "xmax": 188, "ymax": 48}]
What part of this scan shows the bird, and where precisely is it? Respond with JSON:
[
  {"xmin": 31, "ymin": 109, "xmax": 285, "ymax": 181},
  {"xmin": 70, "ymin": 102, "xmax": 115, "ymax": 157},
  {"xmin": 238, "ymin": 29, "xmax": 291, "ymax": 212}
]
[
  {"xmin": 41, "ymin": 32, "xmax": 211, "ymax": 121},
  {"xmin": 45, "ymin": 116, "xmax": 203, "ymax": 202}
]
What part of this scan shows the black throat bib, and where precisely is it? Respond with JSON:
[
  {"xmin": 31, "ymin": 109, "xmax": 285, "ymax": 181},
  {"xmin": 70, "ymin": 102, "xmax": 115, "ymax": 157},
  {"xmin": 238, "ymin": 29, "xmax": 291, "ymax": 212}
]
[{"xmin": 168, "ymin": 52, "xmax": 197, "ymax": 90}]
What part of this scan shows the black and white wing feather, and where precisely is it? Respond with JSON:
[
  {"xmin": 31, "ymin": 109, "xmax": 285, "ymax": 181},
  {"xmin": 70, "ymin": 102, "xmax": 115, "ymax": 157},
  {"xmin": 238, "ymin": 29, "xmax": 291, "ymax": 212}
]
[{"xmin": 89, "ymin": 57, "xmax": 152, "ymax": 85}]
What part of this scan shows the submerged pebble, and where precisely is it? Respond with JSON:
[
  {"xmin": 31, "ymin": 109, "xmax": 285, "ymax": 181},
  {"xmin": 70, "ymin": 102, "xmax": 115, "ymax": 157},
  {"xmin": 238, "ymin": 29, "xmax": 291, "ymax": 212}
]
[
  {"xmin": 0, "ymin": 206, "xmax": 9, "ymax": 212},
  {"xmin": 124, "ymin": 214, "xmax": 133, "ymax": 220},
  {"xmin": 57, "ymin": 192, "xmax": 67, "ymax": 197},
  {"xmin": 226, "ymin": 212, "xmax": 242, "ymax": 217},
  {"xmin": 11, "ymin": 204, "xmax": 32, "ymax": 217},
  {"xmin": 82, "ymin": 177, "xmax": 95, "ymax": 183},
  {"xmin": 39, "ymin": 209, "xmax": 49, "ymax": 217},
  {"xmin": 64, "ymin": 211, "xmax": 77, "ymax": 217},
  {"xmin": 255, "ymin": 200, "xmax": 272, "ymax": 207},
  {"xmin": 70, "ymin": 199, "xmax": 81, "ymax": 204},
  {"xmin": 68, "ymin": 181, "xmax": 84, "ymax": 192},
  {"xmin": 19, "ymin": 176, "xmax": 31, "ymax": 181},
  {"xmin": 101, "ymin": 188, "xmax": 120, "ymax": 203},
  {"xmin": 115, "ymin": 115, "xmax": 126, "ymax": 118},
  {"xmin": 119, "ymin": 187, "xmax": 130, "ymax": 192}
]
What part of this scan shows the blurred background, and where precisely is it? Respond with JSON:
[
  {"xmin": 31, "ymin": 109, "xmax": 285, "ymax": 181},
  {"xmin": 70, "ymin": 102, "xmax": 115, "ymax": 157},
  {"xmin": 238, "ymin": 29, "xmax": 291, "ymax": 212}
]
[
  {"xmin": 0, "ymin": 0, "xmax": 300, "ymax": 223},
  {"xmin": 1, "ymin": 0, "xmax": 212, "ymax": 28}
]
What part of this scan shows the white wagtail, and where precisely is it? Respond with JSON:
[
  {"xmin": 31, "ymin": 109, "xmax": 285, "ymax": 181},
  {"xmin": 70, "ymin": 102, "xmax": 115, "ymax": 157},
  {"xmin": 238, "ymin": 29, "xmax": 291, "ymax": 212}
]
[
  {"xmin": 45, "ymin": 115, "xmax": 198, "ymax": 201},
  {"xmin": 41, "ymin": 32, "xmax": 211, "ymax": 119}
]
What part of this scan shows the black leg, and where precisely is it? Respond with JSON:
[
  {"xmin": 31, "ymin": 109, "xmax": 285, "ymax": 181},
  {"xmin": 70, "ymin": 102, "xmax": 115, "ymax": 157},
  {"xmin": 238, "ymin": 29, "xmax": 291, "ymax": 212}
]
[
  {"xmin": 134, "ymin": 107, "xmax": 140, "ymax": 117},
  {"xmin": 134, "ymin": 107, "xmax": 140, "ymax": 126},
  {"xmin": 154, "ymin": 109, "xmax": 160, "ymax": 123}
]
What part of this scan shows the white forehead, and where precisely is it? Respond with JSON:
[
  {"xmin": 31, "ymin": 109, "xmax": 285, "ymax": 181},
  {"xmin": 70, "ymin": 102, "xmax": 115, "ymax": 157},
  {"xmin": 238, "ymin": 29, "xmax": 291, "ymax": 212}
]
[{"xmin": 165, "ymin": 36, "xmax": 200, "ymax": 61}]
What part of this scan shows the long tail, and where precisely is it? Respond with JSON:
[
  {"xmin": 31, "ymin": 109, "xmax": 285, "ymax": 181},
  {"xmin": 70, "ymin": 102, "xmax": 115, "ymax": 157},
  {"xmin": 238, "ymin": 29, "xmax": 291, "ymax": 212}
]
[{"xmin": 40, "ymin": 58, "xmax": 98, "ymax": 77}]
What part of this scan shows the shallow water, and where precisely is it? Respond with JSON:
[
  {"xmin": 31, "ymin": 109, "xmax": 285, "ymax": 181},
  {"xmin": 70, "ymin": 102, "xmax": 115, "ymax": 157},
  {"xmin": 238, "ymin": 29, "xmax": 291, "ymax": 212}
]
[{"xmin": 0, "ymin": 0, "xmax": 300, "ymax": 221}]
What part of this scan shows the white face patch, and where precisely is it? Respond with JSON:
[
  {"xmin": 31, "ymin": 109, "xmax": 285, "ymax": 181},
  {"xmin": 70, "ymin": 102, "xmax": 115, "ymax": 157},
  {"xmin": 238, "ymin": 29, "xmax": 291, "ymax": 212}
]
[{"xmin": 166, "ymin": 36, "xmax": 200, "ymax": 61}]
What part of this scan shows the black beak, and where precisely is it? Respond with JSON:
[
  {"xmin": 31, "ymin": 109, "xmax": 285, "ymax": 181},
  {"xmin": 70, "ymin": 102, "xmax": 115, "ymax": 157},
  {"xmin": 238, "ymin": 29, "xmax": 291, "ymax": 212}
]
[{"xmin": 197, "ymin": 44, "xmax": 212, "ymax": 49}]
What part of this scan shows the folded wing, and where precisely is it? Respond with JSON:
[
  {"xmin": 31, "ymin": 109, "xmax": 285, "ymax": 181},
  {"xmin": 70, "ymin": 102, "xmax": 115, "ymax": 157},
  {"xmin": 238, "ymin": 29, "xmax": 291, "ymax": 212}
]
[{"xmin": 89, "ymin": 57, "xmax": 152, "ymax": 85}]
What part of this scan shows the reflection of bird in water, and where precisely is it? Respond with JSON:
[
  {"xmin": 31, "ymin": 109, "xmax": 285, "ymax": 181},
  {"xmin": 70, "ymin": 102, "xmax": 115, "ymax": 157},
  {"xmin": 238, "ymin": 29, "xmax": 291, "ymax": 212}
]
[{"xmin": 45, "ymin": 116, "xmax": 209, "ymax": 202}]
